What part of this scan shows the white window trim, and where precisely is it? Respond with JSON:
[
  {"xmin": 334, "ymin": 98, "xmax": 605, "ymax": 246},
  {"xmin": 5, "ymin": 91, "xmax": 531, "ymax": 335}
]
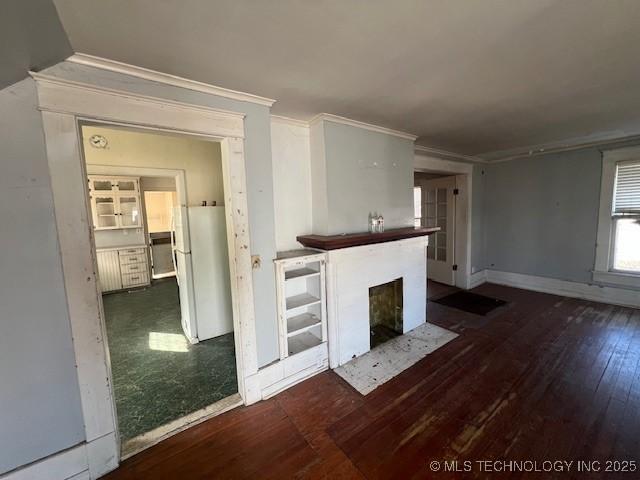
[{"xmin": 593, "ymin": 146, "xmax": 640, "ymax": 288}]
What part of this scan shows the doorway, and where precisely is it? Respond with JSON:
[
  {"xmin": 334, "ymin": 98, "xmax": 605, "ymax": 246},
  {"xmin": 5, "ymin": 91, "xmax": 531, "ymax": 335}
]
[
  {"xmin": 81, "ymin": 124, "xmax": 238, "ymax": 456},
  {"xmin": 36, "ymin": 73, "xmax": 260, "ymax": 475},
  {"xmin": 414, "ymin": 172, "xmax": 458, "ymax": 286}
]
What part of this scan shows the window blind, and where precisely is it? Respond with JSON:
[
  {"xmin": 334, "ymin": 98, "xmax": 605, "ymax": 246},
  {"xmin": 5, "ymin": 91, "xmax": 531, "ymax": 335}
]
[{"xmin": 614, "ymin": 160, "xmax": 640, "ymax": 214}]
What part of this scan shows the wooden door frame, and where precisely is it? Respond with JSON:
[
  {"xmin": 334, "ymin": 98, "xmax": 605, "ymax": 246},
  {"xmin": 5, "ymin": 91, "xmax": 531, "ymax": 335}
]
[
  {"xmin": 32, "ymin": 72, "xmax": 261, "ymax": 478},
  {"xmin": 414, "ymin": 153, "xmax": 473, "ymax": 289}
]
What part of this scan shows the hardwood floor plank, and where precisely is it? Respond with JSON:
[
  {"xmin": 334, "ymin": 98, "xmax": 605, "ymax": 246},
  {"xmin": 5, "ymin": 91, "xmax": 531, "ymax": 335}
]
[{"xmin": 104, "ymin": 284, "xmax": 640, "ymax": 479}]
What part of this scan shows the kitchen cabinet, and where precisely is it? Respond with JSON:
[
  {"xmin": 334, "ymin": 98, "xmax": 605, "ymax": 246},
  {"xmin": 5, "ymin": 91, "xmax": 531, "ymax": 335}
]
[
  {"xmin": 96, "ymin": 246, "xmax": 150, "ymax": 293},
  {"xmin": 88, "ymin": 175, "xmax": 142, "ymax": 230}
]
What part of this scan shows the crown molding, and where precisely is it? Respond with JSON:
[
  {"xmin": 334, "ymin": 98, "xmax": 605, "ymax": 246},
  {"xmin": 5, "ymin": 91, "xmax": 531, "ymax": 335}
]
[
  {"xmin": 270, "ymin": 114, "xmax": 310, "ymax": 129},
  {"xmin": 30, "ymin": 71, "xmax": 246, "ymax": 121},
  {"xmin": 414, "ymin": 144, "xmax": 487, "ymax": 164},
  {"xmin": 310, "ymin": 113, "xmax": 418, "ymax": 141},
  {"xmin": 480, "ymin": 131, "xmax": 640, "ymax": 163},
  {"xmin": 67, "ymin": 53, "xmax": 276, "ymax": 107}
]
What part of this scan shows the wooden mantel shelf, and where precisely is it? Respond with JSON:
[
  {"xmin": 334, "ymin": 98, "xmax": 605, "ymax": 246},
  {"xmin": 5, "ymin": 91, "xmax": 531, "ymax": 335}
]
[{"xmin": 297, "ymin": 227, "xmax": 440, "ymax": 251}]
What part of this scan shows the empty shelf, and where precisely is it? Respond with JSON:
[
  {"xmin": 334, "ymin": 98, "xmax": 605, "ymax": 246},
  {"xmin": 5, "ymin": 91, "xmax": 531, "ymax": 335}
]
[
  {"xmin": 287, "ymin": 313, "xmax": 322, "ymax": 336},
  {"xmin": 285, "ymin": 267, "xmax": 320, "ymax": 281},
  {"xmin": 288, "ymin": 331, "xmax": 322, "ymax": 356},
  {"xmin": 286, "ymin": 293, "xmax": 321, "ymax": 311}
]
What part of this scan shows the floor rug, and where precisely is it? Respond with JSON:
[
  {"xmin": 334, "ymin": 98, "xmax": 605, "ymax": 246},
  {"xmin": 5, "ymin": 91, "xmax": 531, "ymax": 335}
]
[
  {"xmin": 433, "ymin": 290, "xmax": 507, "ymax": 315},
  {"xmin": 334, "ymin": 323, "xmax": 458, "ymax": 395}
]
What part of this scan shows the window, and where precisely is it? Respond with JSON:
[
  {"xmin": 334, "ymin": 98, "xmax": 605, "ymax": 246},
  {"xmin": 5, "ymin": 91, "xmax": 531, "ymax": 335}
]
[
  {"xmin": 594, "ymin": 148, "xmax": 640, "ymax": 287},
  {"xmin": 413, "ymin": 186, "xmax": 422, "ymax": 227},
  {"xmin": 611, "ymin": 161, "xmax": 640, "ymax": 272}
]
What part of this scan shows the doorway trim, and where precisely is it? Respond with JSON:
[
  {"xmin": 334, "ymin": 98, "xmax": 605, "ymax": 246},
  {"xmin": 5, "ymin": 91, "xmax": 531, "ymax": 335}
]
[
  {"xmin": 414, "ymin": 153, "xmax": 474, "ymax": 289},
  {"xmin": 32, "ymin": 72, "xmax": 260, "ymax": 478}
]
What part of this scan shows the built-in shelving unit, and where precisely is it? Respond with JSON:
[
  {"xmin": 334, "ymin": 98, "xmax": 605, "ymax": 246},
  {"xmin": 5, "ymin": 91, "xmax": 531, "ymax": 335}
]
[
  {"xmin": 274, "ymin": 250, "xmax": 327, "ymax": 359},
  {"xmin": 88, "ymin": 175, "xmax": 142, "ymax": 230}
]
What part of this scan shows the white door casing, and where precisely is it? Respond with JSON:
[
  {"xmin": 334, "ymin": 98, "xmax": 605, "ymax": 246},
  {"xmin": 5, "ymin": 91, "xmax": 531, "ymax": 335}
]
[
  {"xmin": 414, "ymin": 153, "xmax": 474, "ymax": 289},
  {"xmin": 33, "ymin": 72, "xmax": 260, "ymax": 478},
  {"xmin": 422, "ymin": 176, "xmax": 456, "ymax": 285}
]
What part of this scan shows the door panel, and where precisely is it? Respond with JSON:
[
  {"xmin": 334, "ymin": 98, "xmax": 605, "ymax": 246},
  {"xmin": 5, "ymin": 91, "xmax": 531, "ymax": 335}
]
[{"xmin": 422, "ymin": 176, "xmax": 456, "ymax": 285}]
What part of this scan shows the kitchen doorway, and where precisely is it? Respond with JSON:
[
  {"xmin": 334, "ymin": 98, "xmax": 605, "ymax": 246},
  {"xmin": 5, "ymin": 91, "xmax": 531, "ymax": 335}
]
[
  {"xmin": 37, "ymin": 74, "xmax": 259, "ymax": 475},
  {"xmin": 81, "ymin": 123, "xmax": 239, "ymax": 457}
]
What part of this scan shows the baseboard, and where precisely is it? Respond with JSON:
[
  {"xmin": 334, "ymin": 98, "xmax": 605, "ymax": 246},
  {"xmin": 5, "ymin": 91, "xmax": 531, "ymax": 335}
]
[
  {"xmin": 468, "ymin": 270, "xmax": 487, "ymax": 289},
  {"xmin": 486, "ymin": 270, "xmax": 640, "ymax": 309},
  {"xmin": 0, "ymin": 443, "xmax": 88, "ymax": 480},
  {"xmin": 257, "ymin": 343, "xmax": 329, "ymax": 400},
  {"xmin": 0, "ymin": 431, "xmax": 119, "ymax": 480},
  {"xmin": 85, "ymin": 432, "xmax": 118, "ymax": 478}
]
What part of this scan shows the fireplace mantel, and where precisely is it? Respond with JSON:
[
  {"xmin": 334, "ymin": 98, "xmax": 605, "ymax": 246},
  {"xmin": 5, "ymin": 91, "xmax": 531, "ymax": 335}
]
[{"xmin": 297, "ymin": 226, "xmax": 439, "ymax": 251}]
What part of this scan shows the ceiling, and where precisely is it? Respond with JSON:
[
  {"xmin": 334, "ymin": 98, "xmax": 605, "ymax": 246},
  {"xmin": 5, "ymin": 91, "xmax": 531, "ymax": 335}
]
[
  {"xmin": 51, "ymin": 0, "xmax": 640, "ymax": 158},
  {"xmin": 0, "ymin": 0, "xmax": 71, "ymax": 89}
]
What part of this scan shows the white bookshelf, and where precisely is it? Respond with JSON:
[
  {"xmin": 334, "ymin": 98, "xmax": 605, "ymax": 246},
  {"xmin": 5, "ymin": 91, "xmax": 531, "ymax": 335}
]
[{"xmin": 274, "ymin": 249, "xmax": 327, "ymax": 359}]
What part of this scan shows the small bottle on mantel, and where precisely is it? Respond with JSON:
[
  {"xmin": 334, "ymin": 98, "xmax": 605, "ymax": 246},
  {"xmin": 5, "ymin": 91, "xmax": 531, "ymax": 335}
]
[{"xmin": 378, "ymin": 213, "xmax": 384, "ymax": 233}]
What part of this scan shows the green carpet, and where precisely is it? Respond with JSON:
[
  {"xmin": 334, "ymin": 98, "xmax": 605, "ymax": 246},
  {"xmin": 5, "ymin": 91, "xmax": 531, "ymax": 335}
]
[{"xmin": 102, "ymin": 278, "xmax": 237, "ymax": 442}]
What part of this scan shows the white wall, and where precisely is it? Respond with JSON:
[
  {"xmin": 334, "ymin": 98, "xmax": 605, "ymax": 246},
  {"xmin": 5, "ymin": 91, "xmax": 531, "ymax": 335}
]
[
  {"xmin": 0, "ymin": 78, "xmax": 85, "ymax": 475},
  {"xmin": 270, "ymin": 118, "xmax": 312, "ymax": 252}
]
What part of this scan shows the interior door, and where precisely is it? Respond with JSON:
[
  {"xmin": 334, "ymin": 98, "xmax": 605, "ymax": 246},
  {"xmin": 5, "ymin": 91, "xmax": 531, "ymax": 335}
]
[{"xmin": 423, "ymin": 176, "xmax": 456, "ymax": 285}]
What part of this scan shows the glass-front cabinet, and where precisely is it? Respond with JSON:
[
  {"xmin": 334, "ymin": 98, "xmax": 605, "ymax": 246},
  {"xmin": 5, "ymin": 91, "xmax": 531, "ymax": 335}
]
[
  {"xmin": 88, "ymin": 175, "xmax": 142, "ymax": 230},
  {"xmin": 118, "ymin": 195, "xmax": 142, "ymax": 228}
]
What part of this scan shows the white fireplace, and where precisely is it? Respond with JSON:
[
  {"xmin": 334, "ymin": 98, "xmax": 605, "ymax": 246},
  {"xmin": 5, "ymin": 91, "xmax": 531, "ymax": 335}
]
[{"xmin": 324, "ymin": 237, "xmax": 428, "ymax": 368}]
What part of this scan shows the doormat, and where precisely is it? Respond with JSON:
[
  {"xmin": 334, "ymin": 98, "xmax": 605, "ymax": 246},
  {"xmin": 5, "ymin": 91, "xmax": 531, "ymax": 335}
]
[
  {"xmin": 433, "ymin": 291, "xmax": 507, "ymax": 316},
  {"xmin": 334, "ymin": 323, "xmax": 458, "ymax": 396}
]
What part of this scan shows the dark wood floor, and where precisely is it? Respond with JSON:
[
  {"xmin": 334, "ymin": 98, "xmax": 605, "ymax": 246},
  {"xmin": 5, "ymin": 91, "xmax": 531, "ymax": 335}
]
[{"xmin": 104, "ymin": 283, "xmax": 640, "ymax": 479}]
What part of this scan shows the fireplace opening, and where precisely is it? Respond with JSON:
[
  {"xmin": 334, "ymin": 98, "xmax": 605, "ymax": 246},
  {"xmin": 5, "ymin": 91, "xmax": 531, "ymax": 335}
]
[{"xmin": 369, "ymin": 277, "xmax": 403, "ymax": 349}]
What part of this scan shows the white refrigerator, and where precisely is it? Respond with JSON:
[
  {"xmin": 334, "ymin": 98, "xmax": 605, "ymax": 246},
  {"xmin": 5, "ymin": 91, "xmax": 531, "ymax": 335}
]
[{"xmin": 171, "ymin": 206, "xmax": 233, "ymax": 343}]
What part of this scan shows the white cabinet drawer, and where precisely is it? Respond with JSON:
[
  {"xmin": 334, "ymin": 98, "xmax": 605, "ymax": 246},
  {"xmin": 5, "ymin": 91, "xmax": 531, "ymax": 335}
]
[
  {"xmin": 121, "ymin": 263, "xmax": 147, "ymax": 274},
  {"xmin": 122, "ymin": 272, "xmax": 149, "ymax": 288},
  {"xmin": 119, "ymin": 253, "xmax": 147, "ymax": 265},
  {"xmin": 119, "ymin": 247, "xmax": 145, "ymax": 256}
]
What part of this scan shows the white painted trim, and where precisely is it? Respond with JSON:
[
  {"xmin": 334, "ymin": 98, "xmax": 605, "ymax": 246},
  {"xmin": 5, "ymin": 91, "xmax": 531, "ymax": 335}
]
[
  {"xmin": 414, "ymin": 144, "xmax": 486, "ymax": 164},
  {"xmin": 486, "ymin": 270, "xmax": 640, "ymax": 309},
  {"xmin": 31, "ymin": 72, "xmax": 245, "ymax": 139},
  {"xmin": 270, "ymin": 114, "xmax": 310, "ymax": 129},
  {"xmin": 85, "ymin": 433, "xmax": 118, "ymax": 479},
  {"xmin": 36, "ymin": 78, "xmax": 259, "ymax": 477},
  {"xmin": 592, "ymin": 270, "xmax": 640, "ymax": 289},
  {"xmin": 0, "ymin": 444, "xmax": 87, "ymax": 480},
  {"xmin": 414, "ymin": 152, "xmax": 474, "ymax": 175},
  {"xmin": 480, "ymin": 132, "xmax": 640, "ymax": 163},
  {"xmin": 593, "ymin": 146, "xmax": 640, "ymax": 288},
  {"xmin": 594, "ymin": 151, "xmax": 617, "ymax": 273},
  {"xmin": 256, "ymin": 344, "xmax": 329, "ymax": 399},
  {"xmin": 310, "ymin": 113, "xmax": 418, "ymax": 141},
  {"xmin": 0, "ymin": 430, "xmax": 120, "ymax": 480},
  {"xmin": 68, "ymin": 53, "xmax": 276, "ymax": 107},
  {"xmin": 414, "ymin": 153, "xmax": 473, "ymax": 290},
  {"xmin": 468, "ymin": 269, "xmax": 487, "ymax": 289}
]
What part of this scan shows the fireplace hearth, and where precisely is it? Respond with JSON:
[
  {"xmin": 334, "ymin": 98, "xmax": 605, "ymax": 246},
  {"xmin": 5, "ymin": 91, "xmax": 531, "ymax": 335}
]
[{"xmin": 369, "ymin": 278, "xmax": 403, "ymax": 349}]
